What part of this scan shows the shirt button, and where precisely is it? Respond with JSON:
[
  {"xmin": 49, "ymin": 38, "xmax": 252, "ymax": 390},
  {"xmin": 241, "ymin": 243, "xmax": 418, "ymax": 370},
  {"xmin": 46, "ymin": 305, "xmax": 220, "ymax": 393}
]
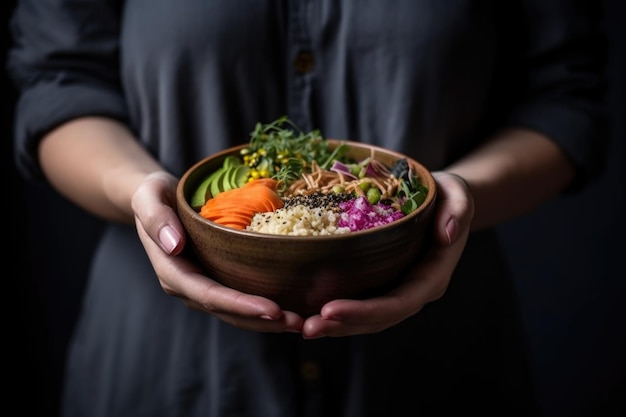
[
  {"xmin": 293, "ymin": 51, "xmax": 315, "ymax": 74},
  {"xmin": 300, "ymin": 361, "xmax": 320, "ymax": 381}
]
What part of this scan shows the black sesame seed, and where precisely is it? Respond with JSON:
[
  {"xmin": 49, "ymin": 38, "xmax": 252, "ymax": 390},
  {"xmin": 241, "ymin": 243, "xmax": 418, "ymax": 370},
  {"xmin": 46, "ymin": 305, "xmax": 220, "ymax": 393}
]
[{"xmin": 283, "ymin": 191, "xmax": 353, "ymax": 212}]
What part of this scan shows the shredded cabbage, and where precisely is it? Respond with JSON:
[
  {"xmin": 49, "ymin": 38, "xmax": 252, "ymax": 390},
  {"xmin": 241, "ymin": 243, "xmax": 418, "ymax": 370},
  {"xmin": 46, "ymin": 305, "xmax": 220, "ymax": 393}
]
[{"xmin": 338, "ymin": 196, "xmax": 404, "ymax": 231}]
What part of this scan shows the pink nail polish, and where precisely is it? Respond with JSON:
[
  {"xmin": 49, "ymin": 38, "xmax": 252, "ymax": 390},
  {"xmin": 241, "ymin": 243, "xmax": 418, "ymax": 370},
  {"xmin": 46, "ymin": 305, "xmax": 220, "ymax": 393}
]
[
  {"xmin": 159, "ymin": 225, "xmax": 180, "ymax": 254},
  {"xmin": 445, "ymin": 218, "xmax": 458, "ymax": 245}
]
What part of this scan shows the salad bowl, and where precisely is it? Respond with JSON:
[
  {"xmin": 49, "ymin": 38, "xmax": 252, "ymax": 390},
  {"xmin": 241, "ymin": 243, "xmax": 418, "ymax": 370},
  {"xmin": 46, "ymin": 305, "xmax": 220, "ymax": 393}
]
[{"xmin": 176, "ymin": 134, "xmax": 437, "ymax": 316}]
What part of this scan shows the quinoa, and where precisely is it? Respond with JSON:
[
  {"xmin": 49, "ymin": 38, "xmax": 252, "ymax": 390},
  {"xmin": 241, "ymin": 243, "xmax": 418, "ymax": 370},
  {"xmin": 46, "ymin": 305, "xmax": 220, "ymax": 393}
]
[
  {"xmin": 247, "ymin": 205, "xmax": 351, "ymax": 236},
  {"xmin": 247, "ymin": 192, "xmax": 352, "ymax": 236}
]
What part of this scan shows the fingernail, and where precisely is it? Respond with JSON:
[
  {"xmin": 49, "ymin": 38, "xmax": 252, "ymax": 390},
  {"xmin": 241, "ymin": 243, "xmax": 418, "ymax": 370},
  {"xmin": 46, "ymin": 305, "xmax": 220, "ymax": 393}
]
[
  {"xmin": 445, "ymin": 218, "xmax": 458, "ymax": 245},
  {"xmin": 159, "ymin": 225, "xmax": 181, "ymax": 254}
]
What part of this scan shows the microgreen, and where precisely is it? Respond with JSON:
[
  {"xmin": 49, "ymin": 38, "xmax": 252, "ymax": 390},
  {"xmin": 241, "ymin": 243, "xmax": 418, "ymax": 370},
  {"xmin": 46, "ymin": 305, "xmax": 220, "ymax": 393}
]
[
  {"xmin": 399, "ymin": 175, "xmax": 428, "ymax": 215},
  {"xmin": 243, "ymin": 116, "xmax": 350, "ymax": 191}
]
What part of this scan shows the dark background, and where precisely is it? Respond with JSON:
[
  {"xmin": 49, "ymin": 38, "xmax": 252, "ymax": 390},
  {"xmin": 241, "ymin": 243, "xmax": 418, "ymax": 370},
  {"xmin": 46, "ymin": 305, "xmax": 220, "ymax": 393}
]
[{"xmin": 3, "ymin": 1, "xmax": 624, "ymax": 416}]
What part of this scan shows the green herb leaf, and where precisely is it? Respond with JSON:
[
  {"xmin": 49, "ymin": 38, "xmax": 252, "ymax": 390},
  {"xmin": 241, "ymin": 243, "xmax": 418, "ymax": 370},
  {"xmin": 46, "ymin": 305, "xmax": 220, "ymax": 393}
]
[{"xmin": 243, "ymin": 116, "xmax": 348, "ymax": 191}]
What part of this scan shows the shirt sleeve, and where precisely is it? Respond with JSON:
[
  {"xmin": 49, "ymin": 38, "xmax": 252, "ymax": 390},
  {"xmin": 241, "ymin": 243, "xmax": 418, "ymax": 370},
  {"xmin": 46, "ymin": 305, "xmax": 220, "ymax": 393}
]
[
  {"xmin": 7, "ymin": 0, "xmax": 129, "ymax": 182},
  {"xmin": 501, "ymin": 0, "xmax": 609, "ymax": 190}
]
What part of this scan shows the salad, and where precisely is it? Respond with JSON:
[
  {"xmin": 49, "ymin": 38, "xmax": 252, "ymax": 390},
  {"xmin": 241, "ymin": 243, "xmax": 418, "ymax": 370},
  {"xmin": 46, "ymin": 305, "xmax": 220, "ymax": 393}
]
[{"xmin": 190, "ymin": 117, "xmax": 429, "ymax": 233}]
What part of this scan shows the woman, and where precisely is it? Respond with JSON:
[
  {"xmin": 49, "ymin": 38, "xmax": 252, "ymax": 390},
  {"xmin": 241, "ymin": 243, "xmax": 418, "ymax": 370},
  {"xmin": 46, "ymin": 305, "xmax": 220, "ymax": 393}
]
[{"xmin": 8, "ymin": 1, "xmax": 606, "ymax": 416}]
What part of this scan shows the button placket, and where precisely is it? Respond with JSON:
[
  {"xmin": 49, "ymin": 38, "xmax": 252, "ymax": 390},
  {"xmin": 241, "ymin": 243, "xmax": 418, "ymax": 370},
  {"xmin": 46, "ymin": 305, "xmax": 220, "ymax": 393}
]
[{"xmin": 286, "ymin": 0, "xmax": 316, "ymax": 131}]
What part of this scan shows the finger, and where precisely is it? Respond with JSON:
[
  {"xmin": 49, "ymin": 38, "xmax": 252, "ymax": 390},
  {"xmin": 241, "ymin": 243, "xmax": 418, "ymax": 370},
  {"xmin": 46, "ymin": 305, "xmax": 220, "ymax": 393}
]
[
  {"xmin": 301, "ymin": 312, "xmax": 397, "ymax": 338},
  {"xmin": 136, "ymin": 219, "xmax": 286, "ymax": 320},
  {"xmin": 131, "ymin": 171, "xmax": 186, "ymax": 255},
  {"xmin": 431, "ymin": 171, "xmax": 474, "ymax": 246},
  {"xmin": 185, "ymin": 302, "xmax": 304, "ymax": 333}
]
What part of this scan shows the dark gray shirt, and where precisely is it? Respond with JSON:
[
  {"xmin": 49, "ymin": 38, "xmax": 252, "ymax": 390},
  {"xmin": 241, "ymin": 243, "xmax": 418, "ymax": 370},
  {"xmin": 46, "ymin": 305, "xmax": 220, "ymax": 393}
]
[{"xmin": 7, "ymin": 1, "xmax": 607, "ymax": 416}]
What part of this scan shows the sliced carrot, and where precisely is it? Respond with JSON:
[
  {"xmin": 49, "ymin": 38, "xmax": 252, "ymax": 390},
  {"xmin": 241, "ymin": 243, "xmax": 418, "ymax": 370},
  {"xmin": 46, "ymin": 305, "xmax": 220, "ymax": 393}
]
[
  {"xmin": 210, "ymin": 216, "xmax": 250, "ymax": 229},
  {"xmin": 199, "ymin": 178, "xmax": 284, "ymax": 229},
  {"xmin": 246, "ymin": 177, "xmax": 279, "ymax": 190},
  {"xmin": 202, "ymin": 207, "xmax": 257, "ymax": 219},
  {"xmin": 205, "ymin": 181, "xmax": 283, "ymax": 209},
  {"xmin": 206, "ymin": 196, "xmax": 280, "ymax": 213}
]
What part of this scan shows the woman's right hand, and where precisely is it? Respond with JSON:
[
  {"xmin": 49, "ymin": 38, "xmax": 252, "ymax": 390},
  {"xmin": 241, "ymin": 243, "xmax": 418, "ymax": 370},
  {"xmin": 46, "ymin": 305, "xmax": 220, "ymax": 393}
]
[{"xmin": 131, "ymin": 171, "xmax": 305, "ymax": 333}]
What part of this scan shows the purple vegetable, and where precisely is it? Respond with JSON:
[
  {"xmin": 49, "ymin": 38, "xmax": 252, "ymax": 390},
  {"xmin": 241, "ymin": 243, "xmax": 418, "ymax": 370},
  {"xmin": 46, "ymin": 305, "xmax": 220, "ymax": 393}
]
[
  {"xmin": 338, "ymin": 196, "xmax": 404, "ymax": 231},
  {"xmin": 364, "ymin": 159, "xmax": 392, "ymax": 178},
  {"xmin": 330, "ymin": 160, "xmax": 358, "ymax": 179}
]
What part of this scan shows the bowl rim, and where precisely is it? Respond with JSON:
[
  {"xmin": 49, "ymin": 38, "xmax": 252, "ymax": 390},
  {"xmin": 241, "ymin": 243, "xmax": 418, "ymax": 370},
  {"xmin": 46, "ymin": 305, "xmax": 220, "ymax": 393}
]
[{"xmin": 176, "ymin": 139, "xmax": 437, "ymax": 241}]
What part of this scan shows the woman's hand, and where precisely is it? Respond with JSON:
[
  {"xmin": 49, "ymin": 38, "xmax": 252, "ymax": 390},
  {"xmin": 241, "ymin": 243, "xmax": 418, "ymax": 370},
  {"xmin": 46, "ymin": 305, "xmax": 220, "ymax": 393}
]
[
  {"xmin": 132, "ymin": 171, "xmax": 305, "ymax": 332},
  {"xmin": 300, "ymin": 171, "xmax": 474, "ymax": 338}
]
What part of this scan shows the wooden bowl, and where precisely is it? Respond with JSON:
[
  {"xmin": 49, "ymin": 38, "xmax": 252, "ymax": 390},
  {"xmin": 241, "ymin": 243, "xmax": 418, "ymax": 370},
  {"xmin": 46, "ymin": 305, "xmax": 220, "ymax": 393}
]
[{"xmin": 176, "ymin": 140, "xmax": 437, "ymax": 316}]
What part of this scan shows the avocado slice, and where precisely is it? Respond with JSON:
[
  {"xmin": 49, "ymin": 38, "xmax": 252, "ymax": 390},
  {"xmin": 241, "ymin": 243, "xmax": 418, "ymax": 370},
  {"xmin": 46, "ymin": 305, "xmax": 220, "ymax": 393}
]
[
  {"xmin": 190, "ymin": 175, "xmax": 213, "ymax": 210},
  {"xmin": 220, "ymin": 167, "xmax": 235, "ymax": 192},
  {"xmin": 191, "ymin": 167, "xmax": 223, "ymax": 209},
  {"xmin": 191, "ymin": 155, "xmax": 245, "ymax": 205},
  {"xmin": 231, "ymin": 165, "xmax": 251, "ymax": 188},
  {"xmin": 223, "ymin": 155, "xmax": 241, "ymax": 170},
  {"xmin": 210, "ymin": 168, "xmax": 228, "ymax": 198}
]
